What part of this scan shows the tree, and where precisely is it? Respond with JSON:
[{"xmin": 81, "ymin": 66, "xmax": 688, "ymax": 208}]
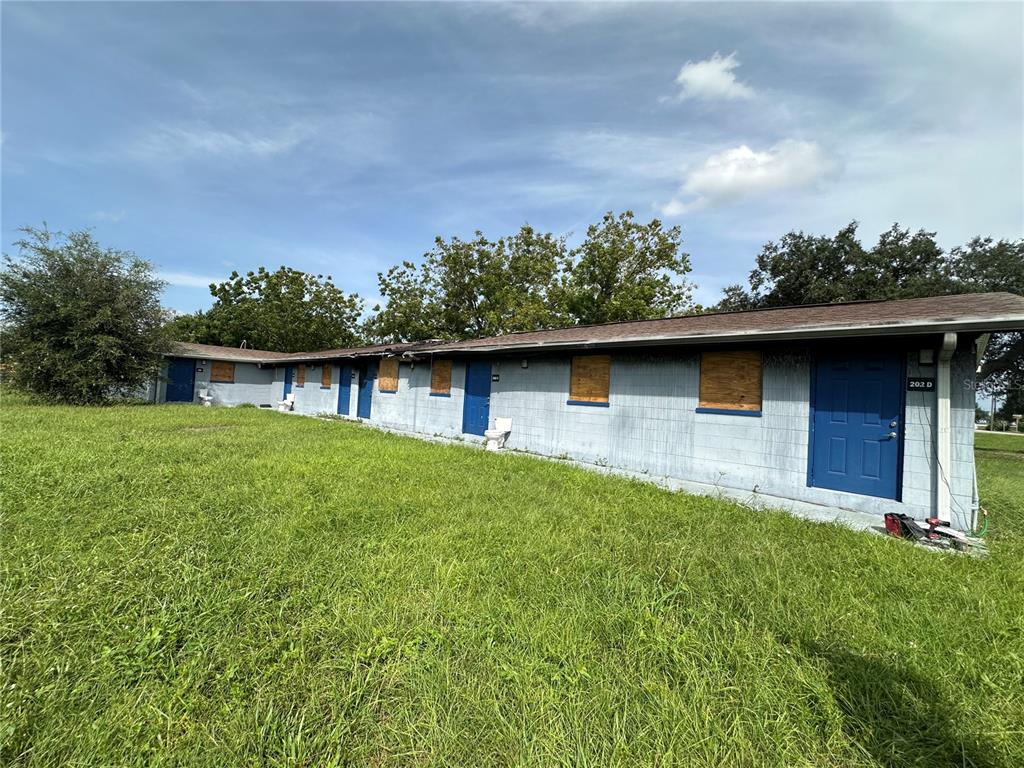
[
  {"xmin": 719, "ymin": 222, "xmax": 865, "ymax": 310},
  {"xmin": 369, "ymin": 213, "xmax": 695, "ymax": 342},
  {"xmin": 167, "ymin": 266, "xmax": 363, "ymax": 353},
  {"xmin": 718, "ymin": 222, "xmax": 953, "ymax": 310},
  {"xmin": 717, "ymin": 222, "xmax": 1023, "ymax": 394},
  {"xmin": 558, "ymin": 211, "xmax": 694, "ymax": 325},
  {"xmin": 368, "ymin": 225, "xmax": 566, "ymax": 342},
  {"xmin": 996, "ymin": 386, "xmax": 1024, "ymax": 425},
  {"xmin": 948, "ymin": 237, "xmax": 1024, "ymax": 396},
  {"xmin": 0, "ymin": 226, "xmax": 169, "ymax": 404}
]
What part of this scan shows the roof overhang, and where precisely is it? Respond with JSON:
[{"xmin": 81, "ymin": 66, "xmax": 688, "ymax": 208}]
[
  {"xmin": 275, "ymin": 347, "xmax": 426, "ymax": 365},
  {"xmin": 422, "ymin": 316, "xmax": 1023, "ymax": 356},
  {"xmin": 161, "ymin": 350, "xmax": 277, "ymax": 364}
]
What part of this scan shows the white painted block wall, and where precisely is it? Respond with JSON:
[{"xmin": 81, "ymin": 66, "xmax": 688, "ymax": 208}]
[
  {"xmin": 362, "ymin": 345, "xmax": 977, "ymax": 529},
  {"xmin": 161, "ymin": 342, "xmax": 979, "ymax": 530}
]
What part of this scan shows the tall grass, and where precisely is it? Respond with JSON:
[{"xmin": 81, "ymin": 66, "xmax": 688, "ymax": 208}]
[{"xmin": 2, "ymin": 401, "xmax": 1022, "ymax": 766}]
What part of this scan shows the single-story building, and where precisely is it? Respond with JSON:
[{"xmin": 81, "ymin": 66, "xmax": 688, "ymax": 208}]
[{"xmin": 151, "ymin": 292, "xmax": 1024, "ymax": 532}]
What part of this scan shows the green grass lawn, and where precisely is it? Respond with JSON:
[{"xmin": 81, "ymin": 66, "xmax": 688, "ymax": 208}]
[
  {"xmin": 2, "ymin": 397, "xmax": 1023, "ymax": 767},
  {"xmin": 975, "ymin": 431, "xmax": 1024, "ymax": 539}
]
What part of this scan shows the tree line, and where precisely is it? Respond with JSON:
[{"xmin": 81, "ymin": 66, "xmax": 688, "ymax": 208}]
[
  {"xmin": 167, "ymin": 211, "xmax": 694, "ymax": 349},
  {"xmin": 1, "ymin": 216, "xmax": 1021, "ymax": 410}
]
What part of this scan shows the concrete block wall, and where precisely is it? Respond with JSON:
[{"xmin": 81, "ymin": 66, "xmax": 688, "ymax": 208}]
[
  {"xmin": 487, "ymin": 351, "xmax": 816, "ymax": 500},
  {"xmin": 371, "ymin": 361, "xmax": 466, "ymax": 437},
  {"xmin": 160, "ymin": 344, "xmax": 979, "ymax": 529},
  {"xmin": 153, "ymin": 360, "xmax": 276, "ymax": 407},
  {"xmin": 415, "ymin": 360, "xmax": 467, "ymax": 437},
  {"xmin": 373, "ymin": 345, "xmax": 978, "ymax": 528},
  {"xmin": 198, "ymin": 362, "xmax": 276, "ymax": 407},
  {"xmin": 902, "ymin": 342, "xmax": 977, "ymax": 529},
  {"xmin": 288, "ymin": 364, "xmax": 351, "ymax": 416}
]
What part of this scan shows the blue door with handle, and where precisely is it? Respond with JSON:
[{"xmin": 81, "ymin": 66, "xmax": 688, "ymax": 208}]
[
  {"xmin": 462, "ymin": 361, "xmax": 492, "ymax": 436},
  {"xmin": 357, "ymin": 362, "xmax": 376, "ymax": 419},
  {"xmin": 166, "ymin": 357, "xmax": 195, "ymax": 402},
  {"xmin": 810, "ymin": 352, "xmax": 903, "ymax": 500},
  {"xmin": 337, "ymin": 365, "xmax": 352, "ymax": 415},
  {"xmin": 283, "ymin": 366, "xmax": 294, "ymax": 399}
]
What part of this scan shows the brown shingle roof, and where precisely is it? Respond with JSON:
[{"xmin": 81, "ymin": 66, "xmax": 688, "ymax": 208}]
[
  {"xmin": 425, "ymin": 292, "xmax": 1024, "ymax": 353},
  {"xmin": 280, "ymin": 341, "xmax": 444, "ymax": 363},
  {"xmin": 169, "ymin": 293, "xmax": 1024, "ymax": 363},
  {"xmin": 168, "ymin": 340, "xmax": 446, "ymax": 364},
  {"xmin": 169, "ymin": 342, "xmax": 286, "ymax": 362}
]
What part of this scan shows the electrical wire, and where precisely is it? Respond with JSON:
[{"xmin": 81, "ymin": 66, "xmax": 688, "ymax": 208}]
[{"xmin": 919, "ymin": 395, "xmax": 984, "ymax": 536}]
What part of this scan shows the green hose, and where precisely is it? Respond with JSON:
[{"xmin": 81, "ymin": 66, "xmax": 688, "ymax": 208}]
[{"xmin": 973, "ymin": 508, "xmax": 990, "ymax": 537}]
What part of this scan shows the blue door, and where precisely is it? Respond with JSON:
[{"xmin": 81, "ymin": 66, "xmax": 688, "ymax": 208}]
[
  {"xmin": 337, "ymin": 365, "xmax": 352, "ymax": 415},
  {"xmin": 357, "ymin": 362, "xmax": 376, "ymax": 419},
  {"xmin": 283, "ymin": 366, "xmax": 294, "ymax": 398},
  {"xmin": 462, "ymin": 361, "xmax": 492, "ymax": 436},
  {"xmin": 166, "ymin": 357, "xmax": 195, "ymax": 402},
  {"xmin": 810, "ymin": 352, "xmax": 903, "ymax": 500}
]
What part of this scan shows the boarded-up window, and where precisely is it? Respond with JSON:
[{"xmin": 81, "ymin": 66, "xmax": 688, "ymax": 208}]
[
  {"xmin": 321, "ymin": 365, "xmax": 332, "ymax": 389},
  {"xmin": 296, "ymin": 365, "xmax": 305, "ymax": 387},
  {"xmin": 699, "ymin": 351, "xmax": 762, "ymax": 413},
  {"xmin": 430, "ymin": 359, "xmax": 452, "ymax": 395},
  {"xmin": 210, "ymin": 361, "xmax": 235, "ymax": 383},
  {"xmin": 569, "ymin": 355, "xmax": 611, "ymax": 405},
  {"xmin": 379, "ymin": 357, "xmax": 399, "ymax": 393}
]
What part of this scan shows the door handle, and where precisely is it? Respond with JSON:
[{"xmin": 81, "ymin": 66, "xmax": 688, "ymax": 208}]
[{"xmin": 887, "ymin": 431, "xmax": 898, "ymax": 440}]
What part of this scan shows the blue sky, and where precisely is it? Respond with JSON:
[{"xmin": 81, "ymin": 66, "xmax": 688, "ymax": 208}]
[{"xmin": 3, "ymin": 2, "xmax": 1022, "ymax": 314}]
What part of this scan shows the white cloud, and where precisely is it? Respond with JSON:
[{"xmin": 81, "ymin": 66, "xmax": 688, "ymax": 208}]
[
  {"xmin": 660, "ymin": 140, "xmax": 840, "ymax": 214},
  {"xmin": 128, "ymin": 123, "xmax": 306, "ymax": 163},
  {"xmin": 157, "ymin": 271, "xmax": 219, "ymax": 289},
  {"xmin": 672, "ymin": 52, "xmax": 754, "ymax": 101},
  {"xmin": 91, "ymin": 209, "xmax": 125, "ymax": 223}
]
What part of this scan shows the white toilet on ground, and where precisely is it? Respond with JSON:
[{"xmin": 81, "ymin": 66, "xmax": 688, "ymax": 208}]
[{"xmin": 484, "ymin": 417, "xmax": 513, "ymax": 452}]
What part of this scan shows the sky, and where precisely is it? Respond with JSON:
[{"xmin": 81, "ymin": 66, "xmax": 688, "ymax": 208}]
[{"xmin": 2, "ymin": 1, "xmax": 1022, "ymax": 315}]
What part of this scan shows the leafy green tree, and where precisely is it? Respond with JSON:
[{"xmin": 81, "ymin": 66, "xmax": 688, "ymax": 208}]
[
  {"xmin": 168, "ymin": 267, "xmax": 363, "ymax": 353},
  {"xmin": 719, "ymin": 222, "xmax": 866, "ymax": 310},
  {"xmin": 365, "ymin": 261, "xmax": 441, "ymax": 343},
  {"xmin": 718, "ymin": 222, "xmax": 953, "ymax": 310},
  {"xmin": 369, "ymin": 213, "xmax": 695, "ymax": 341},
  {"xmin": 0, "ymin": 226, "xmax": 169, "ymax": 404},
  {"xmin": 717, "ymin": 222, "xmax": 1023, "ymax": 394},
  {"xmin": 558, "ymin": 211, "xmax": 694, "ymax": 325},
  {"xmin": 996, "ymin": 387, "xmax": 1024, "ymax": 424},
  {"xmin": 948, "ymin": 237, "xmax": 1024, "ymax": 396},
  {"xmin": 368, "ymin": 225, "xmax": 566, "ymax": 342}
]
